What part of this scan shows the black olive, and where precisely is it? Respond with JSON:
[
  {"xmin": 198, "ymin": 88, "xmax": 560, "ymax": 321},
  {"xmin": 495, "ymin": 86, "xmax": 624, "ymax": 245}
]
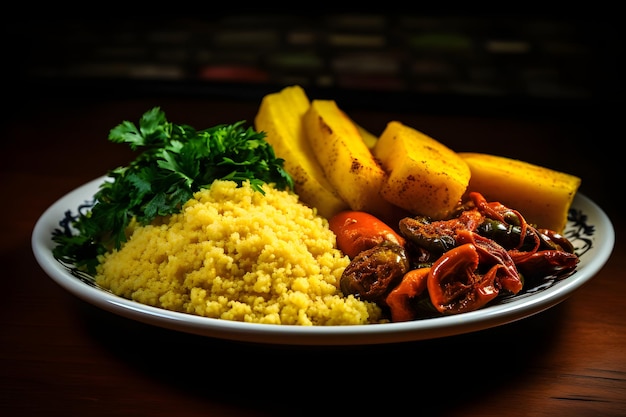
[{"xmin": 399, "ymin": 216, "xmax": 456, "ymax": 254}]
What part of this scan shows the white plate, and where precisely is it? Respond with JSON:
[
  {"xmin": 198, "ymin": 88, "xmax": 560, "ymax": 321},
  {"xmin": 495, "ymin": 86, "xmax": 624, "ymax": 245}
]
[{"xmin": 32, "ymin": 176, "xmax": 615, "ymax": 345}]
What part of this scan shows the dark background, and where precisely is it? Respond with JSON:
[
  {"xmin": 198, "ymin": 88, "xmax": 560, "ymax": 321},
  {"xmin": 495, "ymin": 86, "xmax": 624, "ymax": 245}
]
[{"xmin": 4, "ymin": 13, "xmax": 622, "ymax": 115}]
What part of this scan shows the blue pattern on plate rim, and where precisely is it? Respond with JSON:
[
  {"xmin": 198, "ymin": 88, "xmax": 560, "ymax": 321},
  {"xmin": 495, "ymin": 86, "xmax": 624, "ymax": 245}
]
[{"xmin": 498, "ymin": 207, "xmax": 594, "ymax": 302}]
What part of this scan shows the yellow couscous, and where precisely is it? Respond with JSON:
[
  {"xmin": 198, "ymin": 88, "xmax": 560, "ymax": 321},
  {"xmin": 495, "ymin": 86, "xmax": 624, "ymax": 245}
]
[{"xmin": 95, "ymin": 180, "xmax": 383, "ymax": 325}]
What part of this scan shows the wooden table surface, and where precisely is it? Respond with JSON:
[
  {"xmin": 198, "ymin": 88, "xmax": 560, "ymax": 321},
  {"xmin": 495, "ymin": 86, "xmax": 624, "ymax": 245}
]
[{"xmin": 2, "ymin": 91, "xmax": 624, "ymax": 417}]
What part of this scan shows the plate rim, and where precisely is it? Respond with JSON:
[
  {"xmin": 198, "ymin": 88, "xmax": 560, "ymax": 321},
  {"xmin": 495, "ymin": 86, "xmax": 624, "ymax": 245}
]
[{"xmin": 31, "ymin": 176, "xmax": 615, "ymax": 345}]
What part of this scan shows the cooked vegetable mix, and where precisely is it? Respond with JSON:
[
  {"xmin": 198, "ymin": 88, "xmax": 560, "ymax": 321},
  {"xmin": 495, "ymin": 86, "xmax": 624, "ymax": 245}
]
[{"xmin": 333, "ymin": 192, "xmax": 579, "ymax": 321}]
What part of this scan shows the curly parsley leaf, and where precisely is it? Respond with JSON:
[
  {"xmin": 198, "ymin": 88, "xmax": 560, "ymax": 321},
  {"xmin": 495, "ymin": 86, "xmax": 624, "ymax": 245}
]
[{"xmin": 52, "ymin": 107, "xmax": 294, "ymax": 274}]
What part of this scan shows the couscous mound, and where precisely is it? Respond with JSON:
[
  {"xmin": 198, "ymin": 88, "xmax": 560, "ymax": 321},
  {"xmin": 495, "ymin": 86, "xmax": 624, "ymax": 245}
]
[{"xmin": 95, "ymin": 180, "xmax": 383, "ymax": 325}]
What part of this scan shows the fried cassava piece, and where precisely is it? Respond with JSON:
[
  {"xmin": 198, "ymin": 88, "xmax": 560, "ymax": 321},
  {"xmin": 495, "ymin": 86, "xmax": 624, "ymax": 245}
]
[
  {"xmin": 373, "ymin": 121, "xmax": 471, "ymax": 220},
  {"xmin": 254, "ymin": 85, "xmax": 349, "ymax": 219},
  {"xmin": 459, "ymin": 152, "xmax": 581, "ymax": 232}
]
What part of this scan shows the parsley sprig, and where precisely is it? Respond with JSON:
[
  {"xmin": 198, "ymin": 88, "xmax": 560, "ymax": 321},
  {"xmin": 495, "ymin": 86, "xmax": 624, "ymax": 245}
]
[{"xmin": 52, "ymin": 107, "xmax": 293, "ymax": 273}]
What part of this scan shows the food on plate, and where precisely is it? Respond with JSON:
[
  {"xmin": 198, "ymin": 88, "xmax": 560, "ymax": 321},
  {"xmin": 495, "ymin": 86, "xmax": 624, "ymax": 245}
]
[
  {"xmin": 50, "ymin": 86, "xmax": 584, "ymax": 326},
  {"xmin": 356, "ymin": 123, "xmax": 379, "ymax": 150},
  {"xmin": 303, "ymin": 99, "xmax": 400, "ymax": 222},
  {"xmin": 336, "ymin": 192, "xmax": 579, "ymax": 322},
  {"xmin": 373, "ymin": 121, "xmax": 472, "ymax": 220},
  {"xmin": 458, "ymin": 152, "xmax": 581, "ymax": 232},
  {"xmin": 254, "ymin": 85, "xmax": 349, "ymax": 219},
  {"xmin": 95, "ymin": 180, "xmax": 383, "ymax": 325}
]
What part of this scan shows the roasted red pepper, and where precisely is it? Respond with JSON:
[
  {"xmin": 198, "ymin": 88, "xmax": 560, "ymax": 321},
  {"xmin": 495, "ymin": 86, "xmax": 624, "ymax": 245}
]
[
  {"xmin": 469, "ymin": 191, "xmax": 540, "ymax": 252},
  {"xmin": 329, "ymin": 210, "xmax": 405, "ymax": 259},
  {"xmin": 456, "ymin": 230, "xmax": 523, "ymax": 294},
  {"xmin": 385, "ymin": 267, "xmax": 430, "ymax": 322},
  {"xmin": 514, "ymin": 250, "xmax": 579, "ymax": 279},
  {"xmin": 427, "ymin": 243, "xmax": 501, "ymax": 314}
]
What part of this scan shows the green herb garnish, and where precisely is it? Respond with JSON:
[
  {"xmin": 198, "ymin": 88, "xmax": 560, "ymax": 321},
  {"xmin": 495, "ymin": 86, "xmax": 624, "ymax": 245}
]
[{"xmin": 52, "ymin": 107, "xmax": 294, "ymax": 274}]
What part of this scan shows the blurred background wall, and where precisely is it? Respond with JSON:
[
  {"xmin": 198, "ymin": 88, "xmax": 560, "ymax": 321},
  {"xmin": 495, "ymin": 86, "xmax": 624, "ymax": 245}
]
[{"xmin": 4, "ymin": 13, "xmax": 622, "ymax": 115}]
